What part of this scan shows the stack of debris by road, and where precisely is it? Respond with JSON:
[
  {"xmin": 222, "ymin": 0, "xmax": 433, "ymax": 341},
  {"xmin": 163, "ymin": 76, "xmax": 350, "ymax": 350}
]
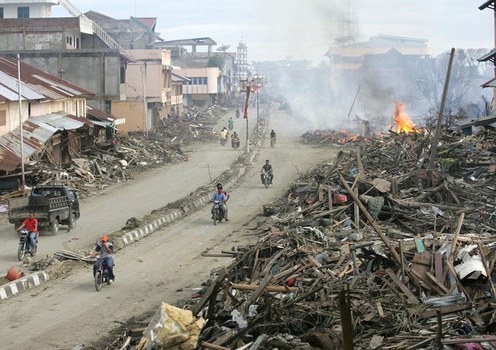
[
  {"xmin": 0, "ymin": 105, "xmax": 225, "ymax": 200},
  {"xmin": 184, "ymin": 126, "xmax": 496, "ymax": 349}
]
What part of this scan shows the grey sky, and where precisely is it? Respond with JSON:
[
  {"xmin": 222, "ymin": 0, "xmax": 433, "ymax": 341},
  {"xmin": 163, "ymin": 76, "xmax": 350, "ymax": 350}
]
[{"xmin": 54, "ymin": 1, "xmax": 494, "ymax": 63}]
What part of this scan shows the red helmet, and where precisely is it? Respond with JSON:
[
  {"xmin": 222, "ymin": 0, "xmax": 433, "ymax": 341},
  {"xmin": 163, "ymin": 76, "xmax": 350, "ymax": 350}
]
[{"xmin": 101, "ymin": 235, "xmax": 109, "ymax": 242}]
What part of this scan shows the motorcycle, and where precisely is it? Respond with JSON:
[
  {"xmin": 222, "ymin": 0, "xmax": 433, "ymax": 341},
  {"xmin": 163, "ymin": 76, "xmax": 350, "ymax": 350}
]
[
  {"xmin": 211, "ymin": 200, "xmax": 225, "ymax": 225},
  {"xmin": 261, "ymin": 171, "xmax": 271, "ymax": 189},
  {"xmin": 270, "ymin": 137, "xmax": 276, "ymax": 148},
  {"xmin": 228, "ymin": 122, "xmax": 234, "ymax": 131},
  {"xmin": 17, "ymin": 228, "xmax": 37, "ymax": 261},
  {"xmin": 94, "ymin": 257, "xmax": 112, "ymax": 291},
  {"xmin": 232, "ymin": 138, "xmax": 240, "ymax": 150}
]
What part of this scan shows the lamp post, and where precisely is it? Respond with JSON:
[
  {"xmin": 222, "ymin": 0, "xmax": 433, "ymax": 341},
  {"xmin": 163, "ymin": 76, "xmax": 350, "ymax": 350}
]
[
  {"xmin": 259, "ymin": 73, "xmax": 268, "ymax": 122},
  {"xmin": 251, "ymin": 74, "xmax": 263, "ymax": 132},
  {"xmin": 240, "ymin": 79, "xmax": 251, "ymax": 153}
]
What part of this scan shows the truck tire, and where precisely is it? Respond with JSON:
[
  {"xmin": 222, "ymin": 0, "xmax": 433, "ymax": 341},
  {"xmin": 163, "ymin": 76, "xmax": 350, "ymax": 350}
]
[
  {"xmin": 50, "ymin": 220, "xmax": 59, "ymax": 235},
  {"xmin": 68, "ymin": 214, "xmax": 76, "ymax": 231}
]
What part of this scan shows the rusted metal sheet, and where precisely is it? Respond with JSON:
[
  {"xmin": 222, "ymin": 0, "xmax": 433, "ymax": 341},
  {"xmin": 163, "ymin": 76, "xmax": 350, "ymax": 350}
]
[
  {"xmin": 0, "ymin": 119, "xmax": 56, "ymax": 171},
  {"xmin": 32, "ymin": 113, "xmax": 84, "ymax": 130},
  {"xmin": 0, "ymin": 113, "xmax": 90, "ymax": 171}
]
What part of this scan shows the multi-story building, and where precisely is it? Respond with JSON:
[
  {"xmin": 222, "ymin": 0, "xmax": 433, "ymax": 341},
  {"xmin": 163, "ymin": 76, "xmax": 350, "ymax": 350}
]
[
  {"xmin": 112, "ymin": 49, "xmax": 173, "ymax": 134},
  {"xmin": 175, "ymin": 67, "xmax": 222, "ymax": 106},
  {"xmin": 325, "ymin": 34, "xmax": 432, "ymax": 115}
]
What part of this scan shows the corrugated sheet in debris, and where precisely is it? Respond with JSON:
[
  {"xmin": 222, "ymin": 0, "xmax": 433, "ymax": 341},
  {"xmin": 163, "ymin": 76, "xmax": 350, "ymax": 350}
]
[
  {"xmin": 0, "ymin": 119, "xmax": 57, "ymax": 171},
  {"xmin": 32, "ymin": 113, "xmax": 84, "ymax": 130}
]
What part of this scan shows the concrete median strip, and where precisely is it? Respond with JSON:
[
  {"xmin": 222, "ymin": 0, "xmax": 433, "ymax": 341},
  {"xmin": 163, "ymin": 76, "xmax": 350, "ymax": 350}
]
[
  {"xmin": 0, "ymin": 271, "xmax": 48, "ymax": 301},
  {"xmin": 0, "ymin": 126, "xmax": 265, "ymax": 302}
]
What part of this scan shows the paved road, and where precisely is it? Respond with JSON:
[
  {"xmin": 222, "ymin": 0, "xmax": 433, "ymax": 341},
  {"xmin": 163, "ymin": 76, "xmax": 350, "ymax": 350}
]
[
  {"xmin": 0, "ymin": 106, "xmax": 339, "ymax": 350},
  {"xmin": 0, "ymin": 109, "xmax": 246, "ymax": 276}
]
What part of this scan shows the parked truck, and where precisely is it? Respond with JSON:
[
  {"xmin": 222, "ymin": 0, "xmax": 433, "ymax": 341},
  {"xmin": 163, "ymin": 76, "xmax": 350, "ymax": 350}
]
[{"xmin": 9, "ymin": 185, "xmax": 80, "ymax": 235}]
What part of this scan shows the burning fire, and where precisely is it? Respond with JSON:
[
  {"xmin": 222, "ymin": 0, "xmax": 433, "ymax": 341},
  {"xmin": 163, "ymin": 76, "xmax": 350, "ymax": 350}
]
[{"xmin": 393, "ymin": 103, "xmax": 417, "ymax": 133}]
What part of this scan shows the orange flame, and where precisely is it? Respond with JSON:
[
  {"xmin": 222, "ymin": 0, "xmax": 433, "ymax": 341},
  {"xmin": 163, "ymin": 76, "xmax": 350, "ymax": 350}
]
[{"xmin": 393, "ymin": 103, "xmax": 417, "ymax": 133}]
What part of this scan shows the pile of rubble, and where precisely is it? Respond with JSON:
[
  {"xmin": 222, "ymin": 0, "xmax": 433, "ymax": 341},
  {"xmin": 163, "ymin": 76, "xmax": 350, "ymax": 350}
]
[
  {"xmin": 10, "ymin": 105, "xmax": 225, "ymax": 199},
  {"xmin": 187, "ymin": 127, "xmax": 496, "ymax": 349}
]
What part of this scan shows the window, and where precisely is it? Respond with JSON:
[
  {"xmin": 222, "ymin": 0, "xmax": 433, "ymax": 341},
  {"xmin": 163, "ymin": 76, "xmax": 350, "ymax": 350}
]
[
  {"xmin": 203, "ymin": 77, "xmax": 208, "ymax": 85},
  {"xmin": 17, "ymin": 7, "xmax": 29, "ymax": 18},
  {"xmin": 192, "ymin": 77, "xmax": 197, "ymax": 85},
  {"xmin": 0, "ymin": 8, "xmax": 4, "ymax": 19},
  {"xmin": 0, "ymin": 110, "xmax": 5, "ymax": 126}
]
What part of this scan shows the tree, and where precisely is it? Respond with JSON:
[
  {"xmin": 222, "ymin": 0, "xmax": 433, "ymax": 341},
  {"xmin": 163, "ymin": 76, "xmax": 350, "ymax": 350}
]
[
  {"xmin": 207, "ymin": 54, "xmax": 224, "ymax": 70},
  {"xmin": 415, "ymin": 48, "xmax": 492, "ymax": 115}
]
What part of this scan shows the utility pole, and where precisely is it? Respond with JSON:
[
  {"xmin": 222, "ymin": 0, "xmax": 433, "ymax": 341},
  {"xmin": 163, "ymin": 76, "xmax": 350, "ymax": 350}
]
[
  {"xmin": 427, "ymin": 48, "xmax": 455, "ymax": 186},
  {"xmin": 17, "ymin": 54, "xmax": 26, "ymax": 195},
  {"xmin": 243, "ymin": 81, "xmax": 252, "ymax": 153}
]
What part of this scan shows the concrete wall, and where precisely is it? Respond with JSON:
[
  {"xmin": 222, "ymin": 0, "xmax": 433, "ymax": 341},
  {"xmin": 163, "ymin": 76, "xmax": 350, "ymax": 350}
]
[
  {"xmin": 0, "ymin": 50, "xmax": 122, "ymax": 111},
  {"xmin": 122, "ymin": 49, "xmax": 171, "ymax": 104},
  {"xmin": 0, "ymin": 2, "xmax": 56, "ymax": 18},
  {"xmin": 111, "ymin": 101, "xmax": 144, "ymax": 134}
]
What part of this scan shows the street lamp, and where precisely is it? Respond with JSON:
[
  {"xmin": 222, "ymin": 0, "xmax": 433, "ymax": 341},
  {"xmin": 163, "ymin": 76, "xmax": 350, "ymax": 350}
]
[
  {"xmin": 240, "ymin": 79, "xmax": 251, "ymax": 153},
  {"xmin": 251, "ymin": 74, "xmax": 264, "ymax": 132}
]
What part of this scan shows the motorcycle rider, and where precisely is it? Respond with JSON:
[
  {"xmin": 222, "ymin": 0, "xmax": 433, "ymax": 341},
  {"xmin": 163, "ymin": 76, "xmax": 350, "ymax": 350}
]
[
  {"xmin": 211, "ymin": 184, "xmax": 229, "ymax": 221},
  {"xmin": 236, "ymin": 108, "xmax": 240, "ymax": 118},
  {"xmin": 228, "ymin": 116, "xmax": 234, "ymax": 130},
  {"xmin": 16, "ymin": 211, "xmax": 38, "ymax": 252},
  {"xmin": 220, "ymin": 127, "xmax": 229, "ymax": 145},
  {"xmin": 231, "ymin": 131, "xmax": 240, "ymax": 148},
  {"xmin": 90, "ymin": 235, "xmax": 115, "ymax": 284},
  {"xmin": 270, "ymin": 129, "xmax": 276, "ymax": 144},
  {"xmin": 260, "ymin": 160, "xmax": 274, "ymax": 185}
]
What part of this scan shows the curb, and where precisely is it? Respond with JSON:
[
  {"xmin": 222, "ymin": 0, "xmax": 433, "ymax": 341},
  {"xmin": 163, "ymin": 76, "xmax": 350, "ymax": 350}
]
[
  {"xmin": 0, "ymin": 125, "xmax": 264, "ymax": 302},
  {"xmin": 0, "ymin": 271, "xmax": 49, "ymax": 301}
]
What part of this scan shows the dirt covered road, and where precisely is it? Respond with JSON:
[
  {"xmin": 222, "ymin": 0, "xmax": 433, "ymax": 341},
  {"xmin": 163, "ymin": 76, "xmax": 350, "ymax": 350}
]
[{"xmin": 0, "ymin": 108, "xmax": 339, "ymax": 349}]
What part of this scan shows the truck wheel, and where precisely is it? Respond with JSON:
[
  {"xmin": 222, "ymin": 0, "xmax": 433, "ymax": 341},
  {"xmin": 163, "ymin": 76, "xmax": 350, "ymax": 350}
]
[
  {"xmin": 50, "ymin": 220, "xmax": 59, "ymax": 235},
  {"xmin": 68, "ymin": 214, "xmax": 76, "ymax": 231}
]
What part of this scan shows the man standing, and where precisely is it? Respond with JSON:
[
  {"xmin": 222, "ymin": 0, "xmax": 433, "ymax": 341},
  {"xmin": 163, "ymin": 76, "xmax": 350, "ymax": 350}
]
[{"xmin": 16, "ymin": 211, "xmax": 38, "ymax": 251}]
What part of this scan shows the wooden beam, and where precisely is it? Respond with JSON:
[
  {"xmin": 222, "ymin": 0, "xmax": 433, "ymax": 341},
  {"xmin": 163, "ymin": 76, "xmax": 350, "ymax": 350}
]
[{"xmin": 339, "ymin": 172, "xmax": 401, "ymax": 263}]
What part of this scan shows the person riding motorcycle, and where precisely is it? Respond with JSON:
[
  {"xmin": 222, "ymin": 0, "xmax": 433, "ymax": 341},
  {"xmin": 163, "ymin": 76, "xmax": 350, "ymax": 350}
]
[
  {"xmin": 231, "ymin": 131, "xmax": 240, "ymax": 148},
  {"xmin": 228, "ymin": 117, "xmax": 234, "ymax": 130},
  {"xmin": 270, "ymin": 129, "xmax": 276, "ymax": 143},
  {"xmin": 236, "ymin": 108, "xmax": 240, "ymax": 118},
  {"xmin": 90, "ymin": 235, "xmax": 116, "ymax": 284},
  {"xmin": 16, "ymin": 211, "xmax": 38, "ymax": 252},
  {"xmin": 260, "ymin": 160, "xmax": 274, "ymax": 184},
  {"xmin": 220, "ymin": 127, "xmax": 229, "ymax": 145},
  {"xmin": 211, "ymin": 184, "xmax": 229, "ymax": 221}
]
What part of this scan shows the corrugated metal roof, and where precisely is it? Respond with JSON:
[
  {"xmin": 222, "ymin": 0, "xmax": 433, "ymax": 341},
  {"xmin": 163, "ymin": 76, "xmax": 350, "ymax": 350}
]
[
  {"xmin": 0, "ymin": 56, "xmax": 94, "ymax": 102},
  {"xmin": 0, "ymin": 119, "xmax": 57, "ymax": 171},
  {"xmin": 0, "ymin": 71, "xmax": 45, "ymax": 101},
  {"xmin": 32, "ymin": 113, "xmax": 84, "ymax": 130},
  {"xmin": 0, "ymin": 113, "xmax": 91, "ymax": 171}
]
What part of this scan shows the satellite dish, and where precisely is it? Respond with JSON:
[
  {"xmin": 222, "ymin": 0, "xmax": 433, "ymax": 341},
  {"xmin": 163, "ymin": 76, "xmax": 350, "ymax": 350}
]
[{"xmin": 217, "ymin": 44, "xmax": 231, "ymax": 52}]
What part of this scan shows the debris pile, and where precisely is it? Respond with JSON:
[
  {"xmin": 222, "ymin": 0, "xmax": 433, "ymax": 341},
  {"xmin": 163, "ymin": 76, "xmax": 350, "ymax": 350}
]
[
  {"xmin": 4, "ymin": 105, "xmax": 225, "ymax": 199},
  {"xmin": 190, "ymin": 127, "xmax": 496, "ymax": 349}
]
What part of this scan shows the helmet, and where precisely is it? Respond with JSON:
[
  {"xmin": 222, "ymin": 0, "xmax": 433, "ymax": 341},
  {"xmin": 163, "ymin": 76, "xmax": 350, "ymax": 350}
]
[{"xmin": 101, "ymin": 235, "xmax": 109, "ymax": 242}]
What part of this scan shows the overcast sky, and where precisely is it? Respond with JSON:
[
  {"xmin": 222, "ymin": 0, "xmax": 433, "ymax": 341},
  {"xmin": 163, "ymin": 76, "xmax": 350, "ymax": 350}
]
[{"xmin": 53, "ymin": 0, "xmax": 494, "ymax": 64}]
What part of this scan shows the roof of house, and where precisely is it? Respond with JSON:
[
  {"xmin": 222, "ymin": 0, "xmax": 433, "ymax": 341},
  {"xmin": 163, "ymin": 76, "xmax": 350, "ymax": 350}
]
[
  {"xmin": 0, "ymin": 56, "xmax": 94, "ymax": 102},
  {"xmin": 159, "ymin": 37, "xmax": 217, "ymax": 46},
  {"xmin": 0, "ymin": 113, "xmax": 92, "ymax": 171}
]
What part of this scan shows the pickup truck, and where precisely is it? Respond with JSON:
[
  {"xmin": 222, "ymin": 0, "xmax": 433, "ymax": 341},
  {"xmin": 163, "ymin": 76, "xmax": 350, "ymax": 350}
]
[{"xmin": 8, "ymin": 185, "xmax": 80, "ymax": 235}]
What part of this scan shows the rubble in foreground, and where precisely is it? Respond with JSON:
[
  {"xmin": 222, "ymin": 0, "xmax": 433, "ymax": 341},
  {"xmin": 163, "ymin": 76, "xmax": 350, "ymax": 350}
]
[{"xmin": 184, "ymin": 127, "xmax": 496, "ymax": 350}]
